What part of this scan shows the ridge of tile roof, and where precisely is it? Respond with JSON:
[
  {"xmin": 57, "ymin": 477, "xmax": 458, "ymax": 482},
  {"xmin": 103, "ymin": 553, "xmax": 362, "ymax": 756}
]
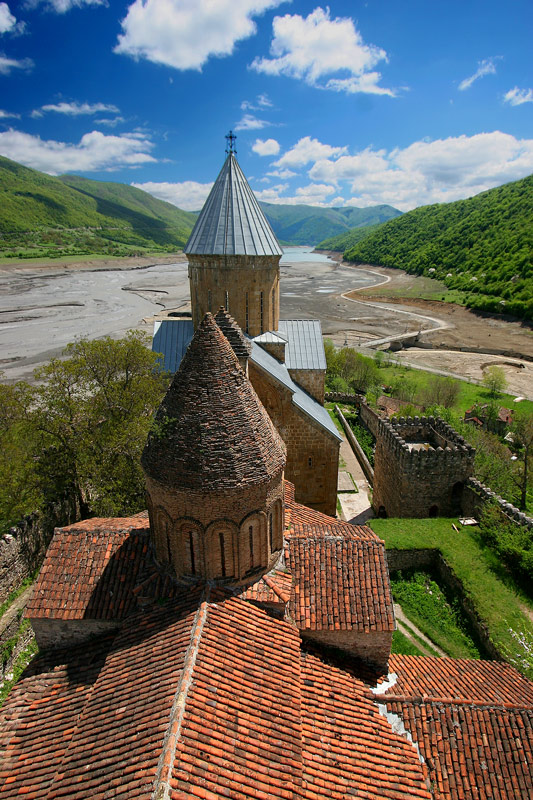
[
  {"xmin": 284, "ymin": 484, "xmax": 379, "ymax": 540},
  {"xmin": 238, "ymin": 569, "xmax": 292, "ymax": 605},
  {"xmin": 214, "ymin": 306, "xmax": 252, "ymax": 360},
  {"xmin": 184, "ymin": 152, "xmax": 283, "ymax": 256},
  {"xmin": 141, "ymin": 313, "xmax": 286, "ymax": 491},
  {"xmin": 287, "ymin": 537, "xmax": 395, "ymax": 633}
]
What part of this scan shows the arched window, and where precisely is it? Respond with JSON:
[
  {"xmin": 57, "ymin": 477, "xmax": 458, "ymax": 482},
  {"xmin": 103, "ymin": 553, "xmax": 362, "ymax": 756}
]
[
  {"xmin": 175, "ymin": 520, "xmax": 203, "ymax": 577},
  {"xmin": 205, "ymin": 522, "xmax": 237, "ymax": 580},
  {"xmin": 155, "ymin": 509, "xmax": 173, "ymax": 564},
  {"xmin": 239, "ymin": 513, "xmax": 267, "ymax": 576}
]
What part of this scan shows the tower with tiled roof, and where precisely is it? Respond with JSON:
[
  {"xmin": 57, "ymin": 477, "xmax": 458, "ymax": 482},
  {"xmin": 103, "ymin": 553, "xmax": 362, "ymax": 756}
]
[
  {"xmin": 185, "ymin": 131, "xmax": 283, "ymax": 336},
  {"xmin": 141, "ymin": 313, "xmax": 286, "ymax": 583}
]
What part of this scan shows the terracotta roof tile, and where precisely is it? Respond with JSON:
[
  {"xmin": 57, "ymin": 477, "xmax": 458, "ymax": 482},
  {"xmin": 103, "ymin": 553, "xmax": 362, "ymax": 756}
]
[
  {"xmin": 284, "ymin": 484, "xmax": 379, "ymax": 541},
  {"xmin": 383, "ymin": 654, "xmax": 533, "ymax": 707},
  {"xmin": 300, "ymin": 652, "xmax": 431, "ymax": 800},
  {"xmin": 238, "ymin": 569, "xmax": 292, "ymax": 605},
  {"xmin": 27, "ymin": 522, "xmax": 151, "ymax": 621},
  {"xmin": 0, "ymin": 636, "xmax": 114, "ymax": 798},
  {"xmin": 214, "ymin": 306, "xmax": 252, "ymax": 360},
  {"xmin": 142, "ymin": 313, "xmax": 286, "ymax": 491},
  {"xmin": 287, "ymin": 537, "xmax": 395, "ymax": 633}
]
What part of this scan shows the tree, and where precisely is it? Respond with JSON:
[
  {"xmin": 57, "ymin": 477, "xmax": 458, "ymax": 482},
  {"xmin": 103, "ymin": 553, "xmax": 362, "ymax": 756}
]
[
  {"xmin": 482, "ymin": 365, "xmax": 507, "ymax": 397},
  {"xmin": 422, "ymin": 375, "xmax": 460, "ymax": 409},
  {"xmin": 511, "ymin": 410, "xmax": 533, "ymax": 511},
  {"xmin": 29, "ymin": 332, "xmax": 170, "ymax": 519}
]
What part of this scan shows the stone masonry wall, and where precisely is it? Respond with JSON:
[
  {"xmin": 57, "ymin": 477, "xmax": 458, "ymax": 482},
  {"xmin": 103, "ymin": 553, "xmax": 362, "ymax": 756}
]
[
  {"xmin": 289, "ymin": 369, "xmax": 325, "ymax": 404},
  {"xmin": 300, "ymin": 628, "xmax": 392, "ymax": 671},
  {"xmin": 30, "ymin": 617, "xmax": 119, "ymax": 651},
  {"xmin": 188, "ymin": 254, "xmax": 280, "ymax": 336},
  {"xmin": 0, "ymin": 514, "xmax": 54, "ymax": 605},
  {"xmin": 249, "ymin": 362, "xmax": 340, "ymax": 516},
  {"xmin": 373, "ymin": 416, "xmax": 475, "ymax": 518},
  {"xmin": 462, "ymin": 479, "xmax": 533, "ymax": 530}
]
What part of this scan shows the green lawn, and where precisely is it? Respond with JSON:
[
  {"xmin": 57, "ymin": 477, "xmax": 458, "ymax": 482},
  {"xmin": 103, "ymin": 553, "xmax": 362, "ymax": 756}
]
[{"xmin": 371, "ymin": 517, "xmax": 533, "ymax": 677}]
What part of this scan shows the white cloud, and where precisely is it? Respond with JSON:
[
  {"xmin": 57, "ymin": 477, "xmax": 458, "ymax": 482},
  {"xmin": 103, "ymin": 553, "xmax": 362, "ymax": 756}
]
[
  {"xmin": 254, "ymin": 181, "xmax": 339, "ymax": 206},
  {"xmin": 252, "ymin": 138, "xmax": 280, "ymax": 156},
  {"xmin": 0, "ymin": 108, "xmax": 19, "ymax": 118},
  {"xmin": 115, "ymin": 0, "xmax": 283, "ymax": 71},
  {"xmin": 504, "ymin": 87, "xmax": 533, "ymax": 107},
  {"xmin": 132, "ymin": 180, "xmax": 213, "ymax": 211},
  {"xmin": 241, "ymin": 92, "xmax": 273, "ymax": 111},
  {"xmin": 257, "ymin": 93, "xmax": 272, "ymax": 107},
  {"xmin": 251, "ymin": 7, "xmax": 395, "ymax": 96},
  {"xmin": 275, "ymin": 136, "xmax": 347, "ymax": 168},
  {"xmin": 0, "ymin": 55, "xmax": 32, "ymax": 74},
  {"xmin": 304, "ymin": 131, "xmax": 533, "ymax": 210},
  {"xmin": 95, "ymin": 116, "xmax": 126, "ymax": 127},
  {"xmin": 0, "ymin": 3, "xmax": 15, "ymax": 33},
  {"xmin": 267, "ymin": 167, "xmax": 295, "ymax": 179},
  {"xmin": 0, "ymin": 128, "xmax": 156, "ymax": 173},
  {"xmin": 458, "ymin": 58, "xmax": 498, "ymax": 91},
  {"xmin": 28, "ymin": 0, "xmax": 105, "ymax": 12},
  {"xmin": 37, "ymin": 101, "xmax": 120, "ymax": 116},
  {"xmin": 234, "ymin": 114, "xmax": 270, "ymax": 131}
]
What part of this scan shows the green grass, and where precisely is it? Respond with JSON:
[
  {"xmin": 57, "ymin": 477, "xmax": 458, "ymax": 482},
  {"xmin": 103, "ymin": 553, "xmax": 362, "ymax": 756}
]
[
  {"xmin": 391, "ymin": 571, "xmax": 479, "ymax": 658},
  {"xmin": 371, "ymin": 517, "xmax": 533, "ymax": 676},
  {"xmin": 391, "ymin": 629, "xmax": 426, "ymax": 656},
  {"xmin": 0, "ymin": 639, "xmax": 38, "ymax": 707}
]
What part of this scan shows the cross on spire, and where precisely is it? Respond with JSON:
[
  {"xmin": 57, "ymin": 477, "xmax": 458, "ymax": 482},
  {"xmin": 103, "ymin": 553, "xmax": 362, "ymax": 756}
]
[{"xmin": 225, "ymin": 130, "xmax": 237, "ymax": 155}]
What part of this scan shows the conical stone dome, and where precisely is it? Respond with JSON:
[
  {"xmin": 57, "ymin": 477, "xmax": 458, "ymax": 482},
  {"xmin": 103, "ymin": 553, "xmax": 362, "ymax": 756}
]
[{"xmin": 142, "ymin": 313, "xmax": 286, "ymax": 492}]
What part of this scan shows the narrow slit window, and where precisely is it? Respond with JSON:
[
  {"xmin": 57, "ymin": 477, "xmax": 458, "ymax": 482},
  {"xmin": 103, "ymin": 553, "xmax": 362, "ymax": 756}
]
[
  {"xmin": 260, "ymin": 291, "xmax": 264, "ymax": 333},
  {"xmin": 245, "ymin": 292, "xmax": 249, "ymax": 333},
  {"xmin": 208, "ymin": 289, "xmax": 212, "ymax": 312},
  {"xmin": 269, "ymin": 513, "xmax": 273, "ymax": 552},
  {"xmin": 249, "ymin": 525, "xmax": 254, "ymax": 567},
  {"xmin": 219, "ymin": 531, "xmax": 226, "ymax": 577},
  {"xmin": 271, "ymin": 288, "xmax": 275, "ymax": 324},
  {"xmin": 225, "ymin": 290, "xmax": 229, "ymax": 311},
  {"xmin": 189, "ymin": 531, "xmax": 196, "ymax": 574}
]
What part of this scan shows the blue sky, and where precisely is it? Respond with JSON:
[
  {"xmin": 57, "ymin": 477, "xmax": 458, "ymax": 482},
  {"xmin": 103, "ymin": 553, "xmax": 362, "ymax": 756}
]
[{"xmin": 0, "ymin": 0, "xmax": 532, "ymax": 211}]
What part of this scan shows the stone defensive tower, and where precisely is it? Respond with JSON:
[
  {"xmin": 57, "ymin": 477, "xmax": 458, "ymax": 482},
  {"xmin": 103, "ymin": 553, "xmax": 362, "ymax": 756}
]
[
  {"xmin": 184, "ymin": 132, "xmax": 283, "ymax": 336},
  {"xmin": 373, "ymin": 416, "xmax": 475, "ymax": 518},
  {"xmin": 141, "ymin": 313, "xmax": 286, "ymax": 584}
]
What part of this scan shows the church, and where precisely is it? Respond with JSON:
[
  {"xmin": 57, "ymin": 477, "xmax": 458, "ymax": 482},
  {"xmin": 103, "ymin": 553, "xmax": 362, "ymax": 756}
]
[
  {"xmin": 0, "ymin": 139, "xmax": 532, "ymax": 799},
  {"xmin": 153, "ymin": 132, "xmax": 341, "ymax": 516}
]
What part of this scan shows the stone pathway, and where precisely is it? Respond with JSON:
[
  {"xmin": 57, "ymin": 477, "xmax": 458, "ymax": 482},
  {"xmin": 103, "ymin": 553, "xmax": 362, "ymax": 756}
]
[
  {"xmin": 337, "ymin": 428, "xmax": 374, "ymax": 524},
  {"xmin": 394, "ymin": 603, "xmax": 447, "ymax": 657}
]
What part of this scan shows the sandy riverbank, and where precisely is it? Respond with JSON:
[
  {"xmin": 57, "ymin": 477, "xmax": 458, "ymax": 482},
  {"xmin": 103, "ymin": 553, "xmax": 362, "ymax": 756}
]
[{"xmin": 0, "ymin": 253, "xmax": 187, "ymax": 277}]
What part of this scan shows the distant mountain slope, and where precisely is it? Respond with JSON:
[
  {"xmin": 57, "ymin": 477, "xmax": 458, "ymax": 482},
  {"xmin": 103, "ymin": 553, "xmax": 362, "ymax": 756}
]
[
  {"xmin": 259, "ymin": 201, "xmax": 401, "ymax": 246},
  {"xmin": 315, "ymin": 223, "xmax": 382, "ymax": 252},
  {"xmin": 0, "ymin": 157, "xmax": 196, "ymax": 259},
  {"xmin": 345, "ymin": 175, "xmax": 533, "ymax": 320}
]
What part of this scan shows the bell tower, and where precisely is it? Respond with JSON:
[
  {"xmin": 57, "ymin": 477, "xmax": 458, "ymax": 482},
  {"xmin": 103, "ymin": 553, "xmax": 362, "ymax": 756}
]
[{"xmin": 185, "ymin": 132, "xmax": 283, "ymax": 336}]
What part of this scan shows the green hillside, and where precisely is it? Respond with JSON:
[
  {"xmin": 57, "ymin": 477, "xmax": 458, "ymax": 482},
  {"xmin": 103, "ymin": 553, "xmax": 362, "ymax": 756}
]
[
  {"xmin": 0, "ymin": 157, "xmax": 196, "ymax": 259},
  {"xmin": 344, "ymin": 175, "xmax": 533, "ymax": 320},
  {"xmin": 260, "ymin": 201, "xmax": 401, "ymax": 246},
  {"xmin": 315, "ymin": 223, "xmax": 382, "ymax": 252}
]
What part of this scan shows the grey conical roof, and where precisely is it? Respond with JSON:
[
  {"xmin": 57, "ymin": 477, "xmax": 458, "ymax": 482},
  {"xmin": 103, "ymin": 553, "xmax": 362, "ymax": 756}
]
[{"xmin": 184, "ymin": 152, "xmax": 283, "ymax": 256}]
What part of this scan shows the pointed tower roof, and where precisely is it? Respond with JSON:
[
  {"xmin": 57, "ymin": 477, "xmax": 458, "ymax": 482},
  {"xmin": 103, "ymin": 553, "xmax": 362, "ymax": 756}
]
[
  {"xmin": 184, "ymin": 140, "xmax": 282, "ymax": 256},
  {"xmin": 214, "ymin": 307, "xmax": 252, "ymax": 361},
  {"xmin": 141, "ymin": 313, "xmax": 285, "ymax": 491}
]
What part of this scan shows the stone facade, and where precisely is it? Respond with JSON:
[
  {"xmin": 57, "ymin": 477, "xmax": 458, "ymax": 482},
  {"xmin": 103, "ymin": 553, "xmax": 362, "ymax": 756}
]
[
  {"xmin": 30, "ymin": 618, "xmax": 119, "ymax": 650},
  {"xmin": 188, "ymin": 254, "xmax": 281, "ymax": 336},
  {"xmin": 146, "ymin": 474, "xmax": 284, "ymax": 583},
  {"xmin": 287, "ymin": 368, "xmax": 325, "ymax": 404},
  {"xmin": 373, "ymin": 416, "xmax": 475, "ymax": 518},
  {"xmin": 300, "ymin": 628, "xmax": 393, "ymax": 671},
  {"xmin": 249, "ymin": 361, "xmax": 340, "ymax": 516}
]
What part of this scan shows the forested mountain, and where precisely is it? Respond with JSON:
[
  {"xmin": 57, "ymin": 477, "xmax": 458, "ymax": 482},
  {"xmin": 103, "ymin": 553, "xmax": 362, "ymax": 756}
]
[
  {"xmin": 344, "ymin": 174, "xmax": 533, "ymax": 319},
  {"xmin": 315, "ymin": 223, "xmax": 381, "ymax": 251},
  {"xmin": 260, "ymin": 202, "xmax": 401, "ymax": 245},
  {"xmin": 0, "ymin": 157, "xmax": 197, "ymax": 259}
]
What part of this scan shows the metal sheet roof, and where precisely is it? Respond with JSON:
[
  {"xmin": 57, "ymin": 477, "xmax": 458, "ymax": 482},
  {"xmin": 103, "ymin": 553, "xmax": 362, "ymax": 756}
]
[
  {"xmin": 253, "ymin": 331, "xmax": 288, "ymax": 344},
  {"xmin": 152, "ymin": 319, "xmax": 193, "ymax": 373},
  {"xmin": 151, "ymin": 319, "xmax": 340, "ymax": 442},
  {"xmin": 249, "ymin": 340, "xmax": 342, "ymax": 442},
  {"xmin": 184, "ymin": 153, "xmax": 283, "ymax": 257},
  {"xmin": 278, "ymin": 320, "xmax": 327, "ymax": 371}
]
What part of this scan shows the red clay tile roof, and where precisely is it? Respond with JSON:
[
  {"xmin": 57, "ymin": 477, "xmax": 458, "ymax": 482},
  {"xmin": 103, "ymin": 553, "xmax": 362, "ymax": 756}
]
[
  {"xmin": 285, "ymin": 485, "xmax": 379, "ymax": 542},
  {"xmin": 300, "ymin": 651, "xmax": 431, "ymax": 800},
  {"xmin": 383, "ymin": 654, "xmax": 533, "ymax": 707},
  {"xmin": 372, "ymin": 654, "xmax": 533, "ymax": 800},
  {"xmin": 27, "ymin": 520, "xmax": 150, "ymax": 620},
  {"xmin": 287, "ymin": 536, "xmax": 395, "ymax": 632},
  {"xmin": 0, "ymin": 636, "xmax": 113, "ymax": 799},
  {"xmin": 214, "ymin": 306, "xmax": 252, "ymax": 360},
  {"xmin": 238, "ymin": 569, "xmax": 292, "ymax": 604},
  {"xmin": 142, "ymin": 313, "xmax": 286, "ymax": 490}
]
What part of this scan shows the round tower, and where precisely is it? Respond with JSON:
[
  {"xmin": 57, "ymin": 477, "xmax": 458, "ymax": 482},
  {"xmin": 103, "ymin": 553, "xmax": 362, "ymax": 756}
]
[
  {"xmin": 141, "ymin": 313, "xmax": 286, "ymax": 584},
  {"xmin": 185, "ymin": 132, "xmax": 283, "ymax": 336}
]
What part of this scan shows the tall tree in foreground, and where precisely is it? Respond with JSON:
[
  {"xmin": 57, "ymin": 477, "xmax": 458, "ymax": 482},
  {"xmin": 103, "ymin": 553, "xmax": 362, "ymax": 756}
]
[{"xmin": 30, "ymin": 332, "xmax": 170, "ymax": 519}]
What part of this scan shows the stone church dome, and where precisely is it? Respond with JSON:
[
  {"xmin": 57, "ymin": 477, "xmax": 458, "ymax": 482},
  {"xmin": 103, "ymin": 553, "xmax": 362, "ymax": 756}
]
[{"xmin": 141, "ymin": 312, "xmax": 286, "ymax": 492}]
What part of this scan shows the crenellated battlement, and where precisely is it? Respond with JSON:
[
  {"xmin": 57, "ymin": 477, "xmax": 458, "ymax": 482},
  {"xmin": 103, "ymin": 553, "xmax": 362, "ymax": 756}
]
[{"xmin": 373, "ymin": 415, "xmax": 475, "ymax": 518}]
